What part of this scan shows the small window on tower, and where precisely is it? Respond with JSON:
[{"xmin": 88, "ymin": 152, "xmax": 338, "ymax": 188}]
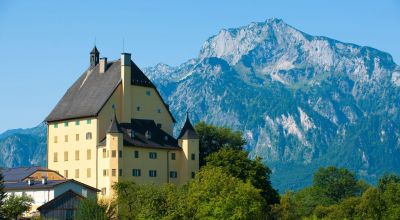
[
  {"xmin": 146, "ymin": 91, "xmax": 151, "ymax": 96},
  {"xmin": 54, "ymin": 123, "xmax": 58, "ymax": 128},
  {"xmin": 87, "ymin": 119, "xmax": 92, "ymax": 124},
  {"xmin": 136, "ymin": 106, "xmax": 141, "ymax": 111},
  {"xmin": 64, "ymin": 122, "xmax": 69, "ymax": 127},
  {"xmin": 75, "ymin": 120, "xmax": 80, "ymax": 126},
  {"xmin": 157, "ymin": 109, "xmax": 161, "ymax": 113}
]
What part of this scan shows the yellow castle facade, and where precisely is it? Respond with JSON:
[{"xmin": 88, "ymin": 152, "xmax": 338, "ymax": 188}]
[{"xmin": 46, "ymin": 47, "xmax": 199, "ymax": 197}]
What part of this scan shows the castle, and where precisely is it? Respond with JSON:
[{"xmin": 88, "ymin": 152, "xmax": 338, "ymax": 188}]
[{"xmin": 45, "ymin": 47, "xmax": 199, "ymax": 197}]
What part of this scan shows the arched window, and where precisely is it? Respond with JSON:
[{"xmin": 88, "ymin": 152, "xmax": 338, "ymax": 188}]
[{"xmin": 86, "ymin": 132, "xmax": 92, "ymax": 140}]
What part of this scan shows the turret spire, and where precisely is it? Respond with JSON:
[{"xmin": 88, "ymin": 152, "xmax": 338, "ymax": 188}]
[
  {"xmin": 90, "ymin": 46, "xmax": 100, "ymax": 69},
  {"xmin": 178, "ymin": 112, "xmax": 198, "ymax": 139},
  {"xmin": 107, "ymin": 112, "xmax": 121, "ymax": 134}
]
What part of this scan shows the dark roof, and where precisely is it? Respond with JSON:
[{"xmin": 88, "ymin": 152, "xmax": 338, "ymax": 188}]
[
  {"xmin": 90, "ymin": 46, "xmax": 99, "ymax": 54},
  {"xmin": 0, "ymin": 167, "xmax": 60, "ymax": 183},
  {"xmin": 178, "ymin": 113, "xmax": 198, "ymax": 139},
  {"xmin": 107, "ymin": 113, "xmax": 121, "ymax": 133},
  {"xmin": 4, "ymin": 179, "xmax": 99, "ymax": 192},
  {"xmin": 37, "ymin": 189, "xmax": 84, "ymax": 211},
  {"xmin": 100, "ymin": 119, "xmax": 180, "ymax": 150},
  {"xmin": 46, "ymin": 59, "xmax": 176, "ymax": 123}
]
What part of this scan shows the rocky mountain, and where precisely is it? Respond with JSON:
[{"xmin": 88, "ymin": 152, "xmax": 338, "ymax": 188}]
[
  {"xmin": 1, "ymin": 18, "xmax": 399, "ymax": 191},
  {"xmin": 145, "ymin": 18, "xmax": 400, "ymax": 191},
  {"xmin": 0, "ymin": 123, "xmax": 46, "ymax": 168}
]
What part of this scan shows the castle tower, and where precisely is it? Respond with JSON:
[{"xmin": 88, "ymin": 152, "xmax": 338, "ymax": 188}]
[{"xmin": 178, "ymin": 113, "xmax": 199, "ymax": 183}]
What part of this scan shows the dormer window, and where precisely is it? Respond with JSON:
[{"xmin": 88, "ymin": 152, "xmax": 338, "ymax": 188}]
[{"xmin": 145, "ymin": 130, "xmax": 152, "ymax": 139}]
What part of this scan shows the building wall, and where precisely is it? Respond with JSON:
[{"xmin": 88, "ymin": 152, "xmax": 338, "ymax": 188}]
[
  {"xmin": 6, "ymin": 189, "xmax": 54, "ymax": 214},
  {"xmin": 131, "ymin": 85, "xmax": 174, "ymax": 135},
  {"xmin": 47, "ymin": 118, "xmax": 98, "ymax": 188},
  {"xmin": 54, "ymin": 181, "xmax": 97, "ymax": 198}
]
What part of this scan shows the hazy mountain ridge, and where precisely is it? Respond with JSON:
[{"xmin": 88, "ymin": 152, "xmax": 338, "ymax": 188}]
[{"xmin": 1, "ymin": 18, "xmax": 399, "ymax": 191}]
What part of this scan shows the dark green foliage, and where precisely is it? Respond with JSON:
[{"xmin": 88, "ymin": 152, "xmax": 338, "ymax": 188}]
[
  {"xmin": 75, "ymin": 197, "xmax": 115, "ymax": 220},
  {"xmin": 205, "ymin": 148, "xmax": 279, "ymax": 205},
  {"xmin": 312, "ymin": 166, "xmax": 362, "ymax": 204},
  {"xmin": 1, "ymin": 194, "xmax": 33, "ymax": 220},
  {"xmin": 378, "ymin": 173, "xmax": 400, "ymax": 191},
  {"xmin": 195, "ymin": 121, "xmax": 246, "ymax": 166}
]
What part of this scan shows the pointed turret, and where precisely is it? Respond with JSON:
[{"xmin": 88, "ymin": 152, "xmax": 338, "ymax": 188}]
[
  {"xmin": 178, "ymin": 113, "xmax": 198, "ymax": 139},
  {"xmin": 90, "ymin": 46, "xmax": 100, "ymax": 68},
  {"xmin": 107, "ymin": 113, "xmax": 121, "ymax": 134}
]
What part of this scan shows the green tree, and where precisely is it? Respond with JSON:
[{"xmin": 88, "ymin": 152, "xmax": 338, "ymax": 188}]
[
  {"xmin": 205, "ymin": 148, "xmax": 279, "ymax": 205},
  {"xmin": 113, "ymin": 181, "xmax": 185, "ymax": 220},
  {"xmin": 1, "ymin": 194, "xmax": 33, "ymax": 220},
  {"xmin": 381, "ymin": 182, "xmax": 400, "ymax": 219},
  {"xmin": 195, "ymin": 121, "xmax": 246, "ymax": 166},
  {"xmin": 187, "ymin": 166, "xmax": 264, "ymax": 219},
  {"xmin": 378, "ymin": 173, "xmax": 400, "ymax": 191},
  {"xmin": 356, "ymin": 188, "xmax": 386, "ymax": 220},
  {"xmin": 271, "ymin": 191, "xmax": 300, "ymax": 220},
  {"xmin": 313, "ymin": 166, "xmax": 361, "ymax": 204},
  {"xmin": 75, "ymin": 197, "xmax": 116, "ymax": 220}
]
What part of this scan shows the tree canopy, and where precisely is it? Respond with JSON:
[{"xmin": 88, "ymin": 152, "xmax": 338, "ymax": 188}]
[
  {"xmin": 205, "ymin": 148, "xmax": 279, "ymax": 205},
  {"xmin": 195, "ymin": 121, "xmax": 246, "ymax": 166}
]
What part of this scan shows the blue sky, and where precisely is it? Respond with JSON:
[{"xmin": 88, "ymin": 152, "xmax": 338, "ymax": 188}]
[{"xmin": 0, "ymin": 0, "xmax": 399, "ymax": 133}]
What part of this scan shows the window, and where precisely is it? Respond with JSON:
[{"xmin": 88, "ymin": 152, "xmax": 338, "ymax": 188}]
[
  {"xmin": 171, "ymin": 153, "xmax": 176, "ymax": 160},
  {"xmin": 103, "ymin": 169, "xmax": 108, "ymax": 177},
  {"xmin": 149, "ymin": 170, "xmax": 157, "ymax": 177},
  {"xmin": 134, "ymin": 150, "xmax": 139, "ymax": 158},
  {"xmin": 112, "ymin": 169, "xmax": 116, "ymax": 177},
  {"xmin": 157, "ymin": 108, "xmax": 161, "ymax": 113},
  {"xmin": 53, "ymin": 152, "xmax": 58, "ymax": 162},
  {"xmin": 86, "ymin": 132, "xmax": 92, "ymax": 140},
  {"xmin": 191, "ymin": 153, "xmax": 196, "ymax": 160},
  {"xmin": 146, "ymin": 90, "xmax": 151, "ymax": 96},
  {"xmin": 76, "ymin": 134, "xmax": 79, "ymax": 141},
  {"xmin": 64, "ymin": 151, "xmax": 68, "ymax": 161},
  {"xmin": 66, "ymin": 209, "xmax": 74, "ymax": 220},
  {"xmin": 64, "ymin": 170, "xmax": 68, "ymax": 178},
  {"xmin": 64, "ymin": 122, "xmax": 69, "ymax": 127},
  {"xmin": 136, "ymin": 106, "xmax": 141, "ymax": 111},
  {"xmin": 64, "ymin": 135, "xmax": 68, "ymax": 142},
  {"xmin": 75, "ymin": 120, "xmax": 80, "ymax": 126},
  {"xmin": 54, "ymin": 136, "xmax": 58, "ymax": 143},
  {"xmin": 87, "ymin": 119, "xmax": 91, "ymax": 124},
  {"xmin": 111, "ymin": 150, "xmax": 116, "ymax": 158},
  {"xmin": 54, "ymin": 123, "xmax": 58, "ymax": 128},
  {"xmin": 75, "ymin": 169, "xmax": 79, "ymax": 178},
  {"xmin": 119, "ymin": 169, "xmax": 122, "ymax": 176},
  {"xmin": 119, "ymin": 150, "xmax": 122, "ymax": 158},
  {"xmin": 132, "ymin": 169, "xmax": 141, "ymax": 177},
  {"xmin": 101, "ymin": 188, "xmax": 106, "ymax": 195},
  {"xmin": 157, "ymin": 123, "xmax": 162, "ymax": 129},
  {"xmin": 191, "ymin": 172, "xmax": 195, "ymax": 179},
  {"xmin": 149, "ymin": 152, "xmax": 157, "ymax": 159},
  {"xmin": 86, "ymin": 149, "xmax": 91, "ymax": 160},
  {"xmin": 102, "ymin": 149, "xmax": 106, "ymax": 158},
  {"xmin": 75, "ymin": 150, "xmax": 79, "ymax": 160},
  {"xmin": 170, "ymin": 171, "xmax": 178, "ymax": 178},
  {"xmin": 87, "ymin": 168, "xmax": 91, "ymax": 178}
]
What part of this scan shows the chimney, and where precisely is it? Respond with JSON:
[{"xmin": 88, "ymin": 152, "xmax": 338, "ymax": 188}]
[
  {"xmin": 99, "ymin": 57, "xmax": 107, "ymax": 73},
  {"xmin": 121, "ymin": 53, "xmax": 131, "ymax": 67},
  {"xmin": 28, "ymin": 179, "xmax": 34, "ymax": 186},
  {"xmin": 41, "ymin": 177, "xmax": 48, "ymax": 185}
]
